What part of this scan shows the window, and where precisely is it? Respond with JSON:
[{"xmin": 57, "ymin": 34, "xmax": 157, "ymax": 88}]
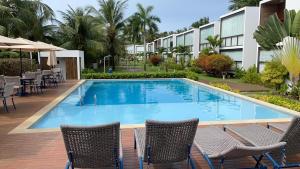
[
  {"xmin": 200, "ymin": 26, "xmax": 214, "ymax": 44},
  {"xmin": 221, "ymin": 12, "xmax": 244, "ymax": 38},
  {"xmin": 184, "ymin": 32, "xmax": 193, "ymax": 46},
  {"xmin": 221, "ymin": 50, "xmax": 243, "ymax": 62},
  {"xmin": 176, "ymin": 35, "xmax": 184, "ymax": 46}
]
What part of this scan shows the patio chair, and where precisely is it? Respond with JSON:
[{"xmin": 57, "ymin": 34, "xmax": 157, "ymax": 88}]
[
  {"xmin": 29, "ymin": 75, "xmax": 43, "ymax": 94},
  {"xmin": 42, "ymin": 70, "xmax": 57, "ymax": 87},
  {"xmin": 0, "ymin": 75, "xmax": 4, "ymax": 90},
  {"xmin": 1, "ymin": 83, "xmax": 16, "ymax": 112},
  {"xmin": 134, "ymin": 118, "xmax": 199, "ymax": 169},
  {"xmin": 194, "ymin": 127, "xmax": 286, "ymax": 169},
  {"xmin": 4, "ymin": 76, "xmax": 22, "ymax": 94},
  {"xmin": 52, "ymin": 67, "xmax": 64, "ymax": 82},
  {"xmin": 224, "ymin": 117, "xmax": 300, "ymax": 168},
  {"xmin": 60, "ymin": 122, "xmax": 123, "ymax": 169}
]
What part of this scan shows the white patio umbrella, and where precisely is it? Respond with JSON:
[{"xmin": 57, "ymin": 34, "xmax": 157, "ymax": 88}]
[
  {"xmin": 0, "ymin": 35, "xmax": 29, "ymax": 45},
  {"xmin": 47, "ymin": 50, "xmax": 57, "ymax": 67}
]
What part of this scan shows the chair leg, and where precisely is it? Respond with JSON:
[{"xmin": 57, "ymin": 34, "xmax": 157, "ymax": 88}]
[
  {"xmin": 3, "ymin": 98, "xmax": 8, "ymax": 112},
  {"xmin": 11, "ymin": 97, "xmax": 16, "ymax": 110},
  {"xmin": 139, "ymin": 157, "xmax": 143, "ymax": 169}
]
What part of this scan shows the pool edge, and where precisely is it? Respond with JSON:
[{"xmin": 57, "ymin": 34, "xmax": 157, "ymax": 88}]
[
  {"xmin": 9, "ymin": 80, "xmax": 86, "ymax": 134},
  {"xmin": 9, "ymin": 78, "xmax": 299, "ymax": 134}
]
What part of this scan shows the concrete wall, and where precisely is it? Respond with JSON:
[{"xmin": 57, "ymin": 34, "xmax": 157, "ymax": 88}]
[
  {"xmin": 242, "ymin": 7, "xmax": 260, "ymax": 69},
  {"xmin": 286, "ymin": 0, "xmax": 300, "ymax": 10}
]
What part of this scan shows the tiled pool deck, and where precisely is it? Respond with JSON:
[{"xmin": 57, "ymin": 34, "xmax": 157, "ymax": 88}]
[{"xmin": 0, "ymin": 80, "xmax": 299, "ymax": 169}]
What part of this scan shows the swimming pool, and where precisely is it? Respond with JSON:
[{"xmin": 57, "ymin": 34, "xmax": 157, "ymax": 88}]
[{"xmin": 30, "ymin": 79, "xmax": 293, "ymax": 129}]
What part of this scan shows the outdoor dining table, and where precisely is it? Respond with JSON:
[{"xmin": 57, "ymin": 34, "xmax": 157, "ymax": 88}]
[{"xmin": 20, "ymin": 77, "xmax": 34, "ymax": 96}]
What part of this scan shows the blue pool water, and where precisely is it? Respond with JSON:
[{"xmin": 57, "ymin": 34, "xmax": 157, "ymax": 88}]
[{"xmin": 31, "ymin": 79, "xmax": 292, "ymax": 129}]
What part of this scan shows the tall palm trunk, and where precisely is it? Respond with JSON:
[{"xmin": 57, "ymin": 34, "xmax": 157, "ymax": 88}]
[{"xmin": 143, "ymin": 30, "xmax": 147, "ymax": 71}]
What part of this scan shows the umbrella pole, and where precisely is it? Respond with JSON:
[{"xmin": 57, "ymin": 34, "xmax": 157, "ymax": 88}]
[{"xmin": 19, "ymin": 48, "xmax": 23, "ymax": 77}]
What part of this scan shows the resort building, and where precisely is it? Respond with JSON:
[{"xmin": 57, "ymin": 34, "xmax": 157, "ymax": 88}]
[
  {"xmin": 125, "ymin": 44, "xmax": 144, "ymax": 55},
  {"xmin": 175, "ymin": 28, "xmax": 200, "ymax": 59},
  {"xmin": 161, "ymin": 34, "xmax": 176, "ymax": 57},
  {"xmin": 146, "ymin": 42, "xmax": 154, "ymax": 53},
  {"xmin": 257, "ymin": 0, "xmax": 300, "ymax": 71},
  {"xmin": 219, "ymin": 7, "xmax": 259, "ymax": 69},
  {"xmin": 153, "ymin": 38, "xmax": 163, "ymax": 53},
  {"xmin": 199, "ymin": 21, "xmax": 220, "ymax": 52}
]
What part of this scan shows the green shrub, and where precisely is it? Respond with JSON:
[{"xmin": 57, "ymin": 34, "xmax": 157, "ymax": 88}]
[
  {"xmin": 209, "ymin": 82, "xmax": 240, "ymax": 93},
  {"xmin": 234, "ymin": 67, "xmax": 246, "ymax": 79},
  {"xmin": 242, "ymin": 66, "xmax": 262, "ymax": 84},
  {"xmin": 261, "ymin": 60, "xmax": 288, "ymax": 89},
  {"xmin": 82, "ymin": 71, "xmax": 187, "ymax": 79},
  {"xmin": 186, "ymin": 71, "xmax": 199, "ymax": 81},
  {"xmin": 149, "ymin": 55, "xmax": 161, "ymax": 66},
  {"xmin": 0, "ymin": 58, "xmax": 37, "ymax": 76},
  {"xmin": 252, "ymin": 95, "xmax": 300, "ymax": 112},
  {"xmin": 196, "ymin": 54, "xmax": 233, "ymax": 76},
  {"xmin": 82, "ymin": 68, "xmax": 96, "ymax": 74}
]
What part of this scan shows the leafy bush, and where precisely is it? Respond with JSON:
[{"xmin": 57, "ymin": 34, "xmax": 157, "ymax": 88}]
[
  {"xmin": 234, "ymin": 67, "xmax": 246, "ymax": 79},
  {"xmin": 252, "ymin": 95, "xmax": 300, "ymax": 112},
  {"xmin": 0, "ymin": 58, "xmax": 37, "ymax": 76},
  {"xmin": 261, "ymin": 60, "xmax": 288, "ymax": 89},
  {"xmin": 82, "ymin": 72, "xmax": 187, "ymax": 79},
  {"xmin": 242, "ymin": 66, "xmax": 262, "ymax": 84},
  {"xmin": 82, "ymin": 68, "xmax": 96, "ymax": 74},
  {"xmin": 209, "ymin": 82, "xmax": 240, "ymax": 93},
  {"xmin": 196, "ymin": 54, "xmax": 233, "ymax": 76},
  {"xmin": 186, "ymin": 71, "xmax": 199, "ymax": 81},
  {"xmin": 149, "ymin": 55, "xmax": 161, "ymax": 66}
]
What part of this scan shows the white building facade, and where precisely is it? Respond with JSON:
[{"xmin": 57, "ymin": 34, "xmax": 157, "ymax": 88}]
[
  {"xmin": 199, "ymin": 22, "xmax": 220, "ymax": 52},
  {"xmin": 175, "ymin": 28, "xmax": 200, "ymax": 59}
]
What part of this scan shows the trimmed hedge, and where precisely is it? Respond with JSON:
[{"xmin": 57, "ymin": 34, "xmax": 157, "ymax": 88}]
[
  {"xmin": 0, "ymin": 58, "xmax": 38, "ymax": 76},
  {"xmin": 82, "ymin": 71, "xmax": 188, "ymax": 79},
  {"xmin": 252, "ymin": 95, "xmax": 300, "ymax": 112}
]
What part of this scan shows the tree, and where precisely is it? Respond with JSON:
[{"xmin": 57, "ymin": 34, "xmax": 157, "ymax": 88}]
[
  {"xmin": 0, "ymin": 0, "xmax": 56, "ymax": 42},
  {"xmin": 206, "ymin": 35, "xmax": 223, "ymax": 53},
  {"xmin": 254, "ymin": 9, "xmax": 300, "ymax": 50},
  {"xmin": 275, "ymin": 37, "xmax": 300, "ymax": 84},
  {"xmin": 58, "ymin": 6, "xmax": 104, "ymax": 65},
  {"xmin": 124, "ymin": 14, "xmax": 142, "ymax": 45},
  {"xmin": 191, "ymin": 17, "xmax": 209, "ymax": 28},
  {"xmin": 135, "ymin": 3, "xmax": 161, "ymax": 71},
  {"xmin": 229, "ymin": 0, "xmax": 262, "ymax": 11},
  {"xmin": 97, "ymin": 0, "xmax": 127, "ymax": 70}
]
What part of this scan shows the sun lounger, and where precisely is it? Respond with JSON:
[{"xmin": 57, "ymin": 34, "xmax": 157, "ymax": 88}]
[{"xmin": 134, "ymin": 119, "xmax": 199, "ymax": 169}]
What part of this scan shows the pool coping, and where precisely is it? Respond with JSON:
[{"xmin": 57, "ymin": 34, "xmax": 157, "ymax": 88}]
[{"xmin": 9, "ymin": 78, "xmax": 299, "ymax": 134}]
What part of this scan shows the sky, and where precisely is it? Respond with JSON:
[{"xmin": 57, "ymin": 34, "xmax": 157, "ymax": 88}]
[{"xmin": 43, "ymin": 0, "xmax": 230, "ymax": 32}]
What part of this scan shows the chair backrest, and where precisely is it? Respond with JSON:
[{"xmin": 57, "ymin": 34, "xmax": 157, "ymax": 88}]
[
  {"xmin": 61, "ymin": 122, "xmax": 120, "ymax": 168},
  {"xmin": 36, "ymin": 75, "xmax": 42, "ymax": 85},
  {"xmin": 144, "ymin": 118, "xmax": 199, "ymax": 163},
  {"xmin": 42, "ymin": 70, "xmax": 52, "ymax": 76},
  {"xmin": 4, "ymin": 76, "xmax": 20, "ymax": 86},
  {"xmin": 213, "ymin": 142, "xmax": 286, "ymax": 160},
  {"xmin": 0, "ymin": 75, "xmax": 4, "ymax": 88},
  {"xmin": 2, "ymin": 83, "xmax": 15, "ymax": 97},
  {"xmin": 279, "ymin": 117, "xmax": 300, "ymax": 155},
  {"xmin": 52, "ymin": 67, "xmax": 61, "ymax": 73},
  {"xmin": 24, "ymin": 72, "xmax": 36, "ymax": 79}
]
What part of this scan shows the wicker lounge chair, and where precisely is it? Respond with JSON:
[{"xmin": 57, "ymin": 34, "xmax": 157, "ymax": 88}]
[
  {"xmin": 268, "ymin": 122, "xmax": 289, "ymax": 132},
  {"xmin": 224, "ymin": 117, "xmax": 300, "ymax": 168},
  {"xmin": 61, "ymin": 122, "xmax": 123, "ymax": 169},
  {"xmin": 194, "ymin": 127, "xmax": 286, "ymax": 169},
  {"xmin": 134, "ymin": 119, "xmax": 199, "ymax": 169}
]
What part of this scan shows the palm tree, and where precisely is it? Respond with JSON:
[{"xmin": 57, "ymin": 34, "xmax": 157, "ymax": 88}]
[
  {"xmin": 97, "ymin": 0, "xmax": 127, "ymax": 70},
  {"xmin": 275, "ymin": 37, "xmax": 300, "ymax": 84},
  {"xmin": 206, "ymin": 35, "xmax": 223, "ymax": 53},
  {"xmin": 135, "ymin": 3, "xmax": 161, "ymax": 71},
  {"xmin": 254, "ymin": 9, "xmax": 300, "ymax": 50},
  {"xmin": 58, "ymin": 6, "xmax": 104, "ymax": 65},
  {"xmin": 123, "ymin": 13, "xmax": 142, "ymax": 45},
  {"xmin": 229, "ymin": 0, "xmax": 261, "ymax": 11},
  {"xmin": 0, "ymin": 0, "xmax": 55, "ymax": 41}
]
